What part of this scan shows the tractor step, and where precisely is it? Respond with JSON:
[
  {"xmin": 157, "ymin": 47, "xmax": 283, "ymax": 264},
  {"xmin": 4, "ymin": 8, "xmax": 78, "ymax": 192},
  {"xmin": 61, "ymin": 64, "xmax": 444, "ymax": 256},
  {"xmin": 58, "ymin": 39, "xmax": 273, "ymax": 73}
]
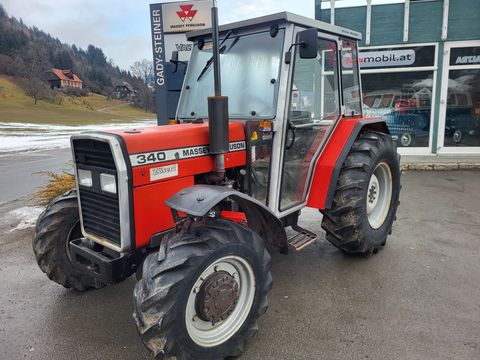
[{"xmin": 287, "ymin": 226, "xmax": 318, "ymax": 252}]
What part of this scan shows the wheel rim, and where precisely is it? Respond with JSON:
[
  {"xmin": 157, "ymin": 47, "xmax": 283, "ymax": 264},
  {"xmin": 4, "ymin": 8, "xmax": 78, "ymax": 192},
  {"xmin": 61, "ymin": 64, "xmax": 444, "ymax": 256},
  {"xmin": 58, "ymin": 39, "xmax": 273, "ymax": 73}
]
[
  {"xmin": 65, "ymin": 220, "xmax": 82, "ymax": 263},
  {"xmin": 400, "ymin": 133, "xmax": 412, "ymax": 147},
  {"xmin": 367, "ymin": 162, "xmax": 393, "ymax": 229},
  {"xmin": 453, "ymin": 130, "xmax": 462, "ymax": 143},
  {"xmin": 185, "ymin": 255, "xmax": 256, "ymax": 347}
]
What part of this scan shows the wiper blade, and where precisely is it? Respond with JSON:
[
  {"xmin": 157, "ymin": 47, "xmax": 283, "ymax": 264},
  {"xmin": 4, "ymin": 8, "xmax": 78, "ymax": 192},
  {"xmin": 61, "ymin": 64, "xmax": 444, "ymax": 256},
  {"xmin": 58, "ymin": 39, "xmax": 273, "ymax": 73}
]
[
  {"xmin": 196, "ymin": 45, "xmax": 226, "ymax": 81},
  {"xmin": 196, "ymin": 30, "xmax": 234, "ymax": 82}
]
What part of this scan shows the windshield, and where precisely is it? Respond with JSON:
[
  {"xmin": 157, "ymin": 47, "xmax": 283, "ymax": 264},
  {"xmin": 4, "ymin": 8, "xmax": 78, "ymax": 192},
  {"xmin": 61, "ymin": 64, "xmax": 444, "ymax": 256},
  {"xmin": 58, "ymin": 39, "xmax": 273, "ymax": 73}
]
[{"xmin": 178, "ymin": 29, "xmax": 285, "ymax": 119}]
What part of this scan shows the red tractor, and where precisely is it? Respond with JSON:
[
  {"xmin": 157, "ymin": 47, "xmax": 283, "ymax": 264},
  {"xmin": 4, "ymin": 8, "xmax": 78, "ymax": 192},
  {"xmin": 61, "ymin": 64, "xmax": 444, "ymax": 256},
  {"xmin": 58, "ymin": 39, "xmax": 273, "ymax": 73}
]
[{"xmin": 33, "ymin": 10, "xmax": 400, "ymax": 360}]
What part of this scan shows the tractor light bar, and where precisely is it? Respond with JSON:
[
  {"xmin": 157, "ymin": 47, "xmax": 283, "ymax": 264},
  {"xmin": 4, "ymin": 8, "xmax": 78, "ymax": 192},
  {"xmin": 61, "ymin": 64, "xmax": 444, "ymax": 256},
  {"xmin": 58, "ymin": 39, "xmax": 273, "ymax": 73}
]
[
  {"xmin": 78, "ymin": 169, "xmax": 93, "ymax": 187},
  {"xmin": 100, "ymin": 173, "xmax": 117, "ymax": 194}
]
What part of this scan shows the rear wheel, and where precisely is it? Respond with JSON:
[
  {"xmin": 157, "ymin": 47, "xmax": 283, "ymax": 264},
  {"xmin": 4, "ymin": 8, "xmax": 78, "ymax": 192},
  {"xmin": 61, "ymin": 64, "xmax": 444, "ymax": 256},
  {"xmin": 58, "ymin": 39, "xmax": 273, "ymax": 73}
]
[
  {"xmin": 33, "ymin": 190, "xmax": 104, "ymax": 291},
  {"xmin": 133, "ymin": 219, "xmax": 272, "ymax": 360},
  {"xmin": 321, "ymin": 130, "xmax": 401, "ymax": 256}
]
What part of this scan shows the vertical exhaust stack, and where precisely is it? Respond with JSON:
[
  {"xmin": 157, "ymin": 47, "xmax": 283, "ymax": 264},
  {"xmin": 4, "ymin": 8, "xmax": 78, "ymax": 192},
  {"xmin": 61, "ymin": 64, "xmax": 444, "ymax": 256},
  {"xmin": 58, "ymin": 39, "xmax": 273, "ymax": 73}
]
[{"xmin": 208, "ymin": 0, "xmax": 229, "ymax": 183}]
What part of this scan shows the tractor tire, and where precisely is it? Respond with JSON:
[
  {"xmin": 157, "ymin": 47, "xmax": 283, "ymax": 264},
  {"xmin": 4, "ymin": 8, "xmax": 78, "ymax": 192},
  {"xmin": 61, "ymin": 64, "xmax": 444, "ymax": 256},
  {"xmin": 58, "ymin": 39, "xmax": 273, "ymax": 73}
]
[
  {"xmin": 33, "ymin": 190, "xmax": 104, "ymax": 291},
  {"xmin": 133, "ymin": 219, "xmax": 272, "ymax": 360},
  {"xmin": 321, "ymin": 130, "xmax": 401, "ymax": 256}
]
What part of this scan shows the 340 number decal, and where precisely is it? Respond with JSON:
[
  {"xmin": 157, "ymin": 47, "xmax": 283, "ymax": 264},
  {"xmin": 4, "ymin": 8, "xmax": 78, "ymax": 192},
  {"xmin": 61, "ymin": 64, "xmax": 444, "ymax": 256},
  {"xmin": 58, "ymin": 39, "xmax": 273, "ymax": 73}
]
[{"xmin": 135, "ymin": 151, "xmax": 166, "ymax": 165}]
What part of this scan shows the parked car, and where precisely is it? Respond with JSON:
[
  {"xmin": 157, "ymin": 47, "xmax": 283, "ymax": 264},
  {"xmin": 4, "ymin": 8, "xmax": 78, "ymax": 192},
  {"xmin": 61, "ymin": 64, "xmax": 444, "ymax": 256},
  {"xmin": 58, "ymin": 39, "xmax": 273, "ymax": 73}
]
[
  {"xmin": 444, "ymin": 93, "xmax": 477, "ymax": 144},
  {"xmin": 363, "ymin": 89, "xmax": 430, "ymax": 147}
]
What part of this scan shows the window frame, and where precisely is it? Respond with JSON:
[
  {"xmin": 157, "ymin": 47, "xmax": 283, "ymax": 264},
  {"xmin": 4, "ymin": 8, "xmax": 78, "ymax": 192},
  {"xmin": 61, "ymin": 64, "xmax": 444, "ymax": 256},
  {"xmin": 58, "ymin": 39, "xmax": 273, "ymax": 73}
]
[
  {"xmin": 340, "ymin": 38, "xmax": 364, "ymax": 117},
  {"xmin": 277, "ymin": 30, "xmax": 343, "ymax": 213},
  {"xmin": 438, "ymin": 40, "xmax": 480, "ymax": 154}
]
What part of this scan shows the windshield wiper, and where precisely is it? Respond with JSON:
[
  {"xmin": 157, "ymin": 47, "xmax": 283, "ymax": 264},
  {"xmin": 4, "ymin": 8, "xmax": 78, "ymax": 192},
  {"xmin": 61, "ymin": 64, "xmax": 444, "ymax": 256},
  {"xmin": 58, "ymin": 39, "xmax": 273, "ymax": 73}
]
[{"xmin": 196, "ymin": 30, "xmax": 235, "ymax": 82}]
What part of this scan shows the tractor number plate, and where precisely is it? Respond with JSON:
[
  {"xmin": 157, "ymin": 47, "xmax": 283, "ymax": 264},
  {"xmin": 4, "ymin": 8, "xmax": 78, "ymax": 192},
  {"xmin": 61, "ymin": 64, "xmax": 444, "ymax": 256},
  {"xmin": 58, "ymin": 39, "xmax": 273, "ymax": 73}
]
[{"xmin": 150, "ymin": 164, "xmax": 178, "ymax": 181}]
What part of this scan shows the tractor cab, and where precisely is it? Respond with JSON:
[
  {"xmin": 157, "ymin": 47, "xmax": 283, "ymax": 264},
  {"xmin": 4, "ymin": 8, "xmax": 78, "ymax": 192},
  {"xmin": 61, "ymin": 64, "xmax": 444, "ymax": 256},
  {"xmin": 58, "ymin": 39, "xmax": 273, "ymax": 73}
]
[{"xmin": 177, "ymin": 13, "xmax": 363, "ymax": 214}]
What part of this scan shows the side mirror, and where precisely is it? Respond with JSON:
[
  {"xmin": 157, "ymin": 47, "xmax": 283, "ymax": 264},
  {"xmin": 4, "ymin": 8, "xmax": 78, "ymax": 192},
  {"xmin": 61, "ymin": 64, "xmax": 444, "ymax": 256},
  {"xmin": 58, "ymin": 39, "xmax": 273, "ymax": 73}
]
[
  {"xmin": 170, "ymin": 51, "xmax": 179, "ymax": 73},
  {"xmin": 298, "ymin": 28, "xmax": 318, "ymax": 59}
]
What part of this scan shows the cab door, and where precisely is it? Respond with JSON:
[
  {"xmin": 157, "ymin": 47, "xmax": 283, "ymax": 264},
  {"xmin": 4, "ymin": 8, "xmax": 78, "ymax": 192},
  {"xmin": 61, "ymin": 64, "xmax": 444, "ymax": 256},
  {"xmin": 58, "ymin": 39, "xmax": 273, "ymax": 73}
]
[{"xmin": 278, "ymin": 34, "xmax": 342, "ymax": 212}]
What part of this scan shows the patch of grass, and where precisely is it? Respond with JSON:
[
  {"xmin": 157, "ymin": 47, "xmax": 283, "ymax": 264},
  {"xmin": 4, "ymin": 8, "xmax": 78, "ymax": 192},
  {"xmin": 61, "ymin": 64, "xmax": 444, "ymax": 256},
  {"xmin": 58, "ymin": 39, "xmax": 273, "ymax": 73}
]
[
  {"xmin": 32, "ymin": 171, "xmax": 76, "ymax": 206},
  {"xmin": 0, "ymin": 75, "xmax": 156, "ymax": 125}
]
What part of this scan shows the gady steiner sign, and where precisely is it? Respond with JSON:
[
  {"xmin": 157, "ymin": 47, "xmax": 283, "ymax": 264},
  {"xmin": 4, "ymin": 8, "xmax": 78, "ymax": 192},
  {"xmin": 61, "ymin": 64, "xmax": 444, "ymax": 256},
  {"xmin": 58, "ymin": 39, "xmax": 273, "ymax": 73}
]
[{"xmin": 150, "ymin": 1, "xmax": 212, "ymax": 124}]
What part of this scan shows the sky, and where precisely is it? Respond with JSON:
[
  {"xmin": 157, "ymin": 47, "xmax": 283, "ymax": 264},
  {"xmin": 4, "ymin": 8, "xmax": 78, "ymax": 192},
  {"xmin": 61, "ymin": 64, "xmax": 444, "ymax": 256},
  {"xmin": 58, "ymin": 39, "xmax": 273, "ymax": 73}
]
[
  {"xmin": 1, "ymin": 0, "xmax": 316, "ymax": 70},
  {"xmin": 2, "ymin": 0, "xmax": 405, "ymax": 70}
]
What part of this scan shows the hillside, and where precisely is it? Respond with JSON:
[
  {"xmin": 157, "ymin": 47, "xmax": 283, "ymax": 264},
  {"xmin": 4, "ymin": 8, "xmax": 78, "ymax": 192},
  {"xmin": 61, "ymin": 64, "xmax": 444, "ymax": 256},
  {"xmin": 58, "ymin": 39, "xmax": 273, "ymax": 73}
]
[
  {"xmin": 0, "ymin": 76, "xmax": 155, "ymax": 125},
  {"xmin": 0, "ymin": 5, "xmax": 154, "ymax": 112}
]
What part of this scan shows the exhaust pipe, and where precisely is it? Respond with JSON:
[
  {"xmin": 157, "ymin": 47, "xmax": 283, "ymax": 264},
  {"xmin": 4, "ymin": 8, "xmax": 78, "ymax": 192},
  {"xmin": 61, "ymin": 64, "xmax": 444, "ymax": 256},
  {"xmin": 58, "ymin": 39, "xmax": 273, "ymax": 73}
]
[{"xmin": 208, "ymin": 0, "xmax": 228, "ymax": 183}]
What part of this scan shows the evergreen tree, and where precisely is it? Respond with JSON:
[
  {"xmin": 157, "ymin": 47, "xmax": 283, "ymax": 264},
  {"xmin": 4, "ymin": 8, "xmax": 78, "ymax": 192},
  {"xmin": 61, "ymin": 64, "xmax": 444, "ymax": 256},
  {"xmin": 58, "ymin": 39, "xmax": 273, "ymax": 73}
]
[{"xmin": 87, "ymin": 45, "xmax": 107, "ymax": 67}]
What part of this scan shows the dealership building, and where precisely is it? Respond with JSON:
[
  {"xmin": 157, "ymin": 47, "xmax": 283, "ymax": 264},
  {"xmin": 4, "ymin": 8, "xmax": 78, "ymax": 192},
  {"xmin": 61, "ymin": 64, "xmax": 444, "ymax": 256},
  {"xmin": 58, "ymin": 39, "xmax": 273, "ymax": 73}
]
[{"xmin": 316, "ymin": 0, "xmax": 480, "ymax": 156}]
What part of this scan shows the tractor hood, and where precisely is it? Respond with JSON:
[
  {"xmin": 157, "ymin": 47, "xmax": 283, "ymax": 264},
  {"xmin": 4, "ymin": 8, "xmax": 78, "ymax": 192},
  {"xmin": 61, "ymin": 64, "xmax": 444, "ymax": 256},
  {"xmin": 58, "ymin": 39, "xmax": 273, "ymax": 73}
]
[
  {"xmin": 107, "ymin": 122, "xmax": 245, "ymax": 154},
  {"xmin": 103, "ymin": 121, "xmax": 246, "ymax": 187}
]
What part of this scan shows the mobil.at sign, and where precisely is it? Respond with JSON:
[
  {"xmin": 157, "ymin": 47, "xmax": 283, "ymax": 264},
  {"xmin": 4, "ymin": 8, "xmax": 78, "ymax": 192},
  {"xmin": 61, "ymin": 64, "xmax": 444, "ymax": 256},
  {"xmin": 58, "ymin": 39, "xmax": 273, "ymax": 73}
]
[
  {"xmin": 359, "ymin": 49, "xmax": 415, "ymax": 67},
  {"xmin": 162, "ymin": 0, "xmax": 213, "ymax": 33},
  {"xmin": 343, "ymin": 49, "xmax": 416, "ymax": 68}
]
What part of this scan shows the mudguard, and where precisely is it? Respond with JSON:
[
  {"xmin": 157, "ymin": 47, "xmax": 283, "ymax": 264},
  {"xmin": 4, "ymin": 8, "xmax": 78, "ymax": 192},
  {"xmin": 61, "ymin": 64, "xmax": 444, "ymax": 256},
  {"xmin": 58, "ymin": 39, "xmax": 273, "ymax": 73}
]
[
  {"xmin": 165, "ymin": 185, "xmax": 288, "ymax": 253},
  {"xmin": 307, "ymin": 118, "xmax": 390, "ymax": 210}
]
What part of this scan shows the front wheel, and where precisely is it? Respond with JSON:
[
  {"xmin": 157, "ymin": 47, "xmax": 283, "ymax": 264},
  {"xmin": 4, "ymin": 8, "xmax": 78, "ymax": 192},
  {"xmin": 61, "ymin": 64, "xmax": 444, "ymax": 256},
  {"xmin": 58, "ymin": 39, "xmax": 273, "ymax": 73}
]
[
  {"xmin": 33, "ymin": 190, "xmax": 104, "ymax": 291},
  {"xmin": 321, "ymin": 130, "xmax": 401, "ymax": 256},
  {"xmin": 133, "ymin": 219, "xmax": 272, "ymax": 360}
]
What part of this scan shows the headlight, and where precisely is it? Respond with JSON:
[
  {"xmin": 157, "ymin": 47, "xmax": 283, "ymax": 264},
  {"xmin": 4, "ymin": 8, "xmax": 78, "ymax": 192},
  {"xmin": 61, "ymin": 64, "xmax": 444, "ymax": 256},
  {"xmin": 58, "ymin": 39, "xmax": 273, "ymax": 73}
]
[
  {"xmin": 78, "ymin": 169, "xmax": 92, "ymax": 187},
  {"xmin": 100, "ymin": 173, "xmax": 117, "ymax": 194}
]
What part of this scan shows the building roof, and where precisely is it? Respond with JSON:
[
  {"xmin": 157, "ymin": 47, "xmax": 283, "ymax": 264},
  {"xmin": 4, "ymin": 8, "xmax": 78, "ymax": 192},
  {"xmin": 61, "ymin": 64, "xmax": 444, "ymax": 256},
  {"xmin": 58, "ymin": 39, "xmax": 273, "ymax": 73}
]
[
  {"xmin": 115, "ymin": 81, "xmax": 135, "ymax": 92},
  {"xmin": 49, "ymin": 68, "xmax": 83, "ymax": 83},
  {"xmin": 187, "ymin": 11, "xmax": 362, "ymax": 41}
]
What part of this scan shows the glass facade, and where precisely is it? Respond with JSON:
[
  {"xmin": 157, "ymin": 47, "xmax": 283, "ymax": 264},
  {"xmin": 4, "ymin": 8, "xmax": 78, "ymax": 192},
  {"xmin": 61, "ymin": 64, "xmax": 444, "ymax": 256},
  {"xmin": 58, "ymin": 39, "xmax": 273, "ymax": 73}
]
[
  {"xmin": 360, "ymin": 45, "xmax": 436, "ymax": 148},
  {"xmin": 443, "ymin": 46, "xmax": 480, "ymax": 147},
  {"xmin": 317, "ymin": 0, "xmax": 480, "ymax": 155}
]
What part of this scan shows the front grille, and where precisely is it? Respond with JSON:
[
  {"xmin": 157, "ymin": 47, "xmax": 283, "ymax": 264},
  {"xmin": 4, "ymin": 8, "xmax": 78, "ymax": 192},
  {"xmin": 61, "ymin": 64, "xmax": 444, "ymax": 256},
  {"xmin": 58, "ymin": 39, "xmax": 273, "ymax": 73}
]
[
  {"xmin": 73, "ymin": 139, "xmax": 116, "ymax": 170},
  {"xmin": 72, "ymin": 138, "xmax": 121, "ymax": 246},
  {"xmin": 79, "ymin": 189, "xmax": 121, "ymax": 245}
]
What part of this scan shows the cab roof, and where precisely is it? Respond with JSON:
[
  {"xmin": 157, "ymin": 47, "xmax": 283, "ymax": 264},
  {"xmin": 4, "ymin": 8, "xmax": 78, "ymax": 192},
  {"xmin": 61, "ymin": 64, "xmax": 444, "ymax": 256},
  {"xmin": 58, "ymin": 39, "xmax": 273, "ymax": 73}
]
[{"xmin": 187, "ymin": 11, "xmax": 362, "ymax": 41}]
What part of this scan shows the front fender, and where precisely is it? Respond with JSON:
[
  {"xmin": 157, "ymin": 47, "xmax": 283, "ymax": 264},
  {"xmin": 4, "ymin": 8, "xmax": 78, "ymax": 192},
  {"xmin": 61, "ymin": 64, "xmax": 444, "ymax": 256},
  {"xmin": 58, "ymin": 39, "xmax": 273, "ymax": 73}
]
[{"xmin": 165, "ymin": 185, "xmax": 288, "ymax": 253}]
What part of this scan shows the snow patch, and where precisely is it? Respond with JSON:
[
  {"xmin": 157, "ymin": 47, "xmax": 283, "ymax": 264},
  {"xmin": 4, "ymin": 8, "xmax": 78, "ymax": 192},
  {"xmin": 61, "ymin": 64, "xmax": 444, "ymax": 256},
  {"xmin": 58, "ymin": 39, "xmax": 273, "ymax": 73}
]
[
  {"xmin": 6, "ymin": 206, "xmax": 45, "ymax": 232},
  {"xmin": 0, "ymin": 120, "xmax": 155, "ymax": 155}
]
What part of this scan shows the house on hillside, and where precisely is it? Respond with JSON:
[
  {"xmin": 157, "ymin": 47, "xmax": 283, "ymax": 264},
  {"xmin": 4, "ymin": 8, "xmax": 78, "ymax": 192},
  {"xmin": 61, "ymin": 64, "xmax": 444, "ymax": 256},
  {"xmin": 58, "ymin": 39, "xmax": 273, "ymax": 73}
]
[
  {"xmin": 45, "ymin": 68, "xmax": 83, "ymax": 89},
  {"xmin": 113, "ymin": 81, "xmax": 136, "ymax": 101}
]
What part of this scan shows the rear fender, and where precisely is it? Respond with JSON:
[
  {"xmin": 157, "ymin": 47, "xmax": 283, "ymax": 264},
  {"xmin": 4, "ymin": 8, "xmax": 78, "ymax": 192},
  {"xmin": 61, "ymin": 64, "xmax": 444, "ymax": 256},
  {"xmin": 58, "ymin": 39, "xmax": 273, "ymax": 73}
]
[
  {"xmin": 307, "ymin": 118, "xmax": 390, "ymax": 210},
  {"xmin": 165, "ymin": 185, "xmax": 288, "ymax": 253}
]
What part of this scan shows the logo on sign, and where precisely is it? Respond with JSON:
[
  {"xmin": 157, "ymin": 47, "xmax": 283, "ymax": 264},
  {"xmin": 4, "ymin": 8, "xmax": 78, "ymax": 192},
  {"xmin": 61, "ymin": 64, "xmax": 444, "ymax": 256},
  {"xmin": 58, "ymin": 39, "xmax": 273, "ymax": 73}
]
[
  {"xmin": 455, "ymin": 55, "xmax": 480, "ymax": 65},
  {"xmin": 176, "ymin": 4, "xmax": 197, "ymax": 22},
  {"xmin": 176, "ymin": 43, "xmax": 193, "ymax": 51},
  {"xmin": 343, "ymin": 49, "xmax": 415, "ymax": 68}
]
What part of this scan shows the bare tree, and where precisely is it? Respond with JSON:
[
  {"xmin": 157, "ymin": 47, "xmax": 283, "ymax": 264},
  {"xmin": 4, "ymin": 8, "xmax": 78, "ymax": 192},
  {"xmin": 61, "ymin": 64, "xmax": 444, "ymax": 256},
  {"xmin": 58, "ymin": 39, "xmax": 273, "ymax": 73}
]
[
  {"xmin": 130, "ymin": 59, "xmax": 154, "ymax": 87},
  {"xmin": 21, "ymin": 76, "xmax": 49, "ymax": 105},
  {"xmin": 130, "ymin": 77, "xmax": 154, "ymax": 113}
]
